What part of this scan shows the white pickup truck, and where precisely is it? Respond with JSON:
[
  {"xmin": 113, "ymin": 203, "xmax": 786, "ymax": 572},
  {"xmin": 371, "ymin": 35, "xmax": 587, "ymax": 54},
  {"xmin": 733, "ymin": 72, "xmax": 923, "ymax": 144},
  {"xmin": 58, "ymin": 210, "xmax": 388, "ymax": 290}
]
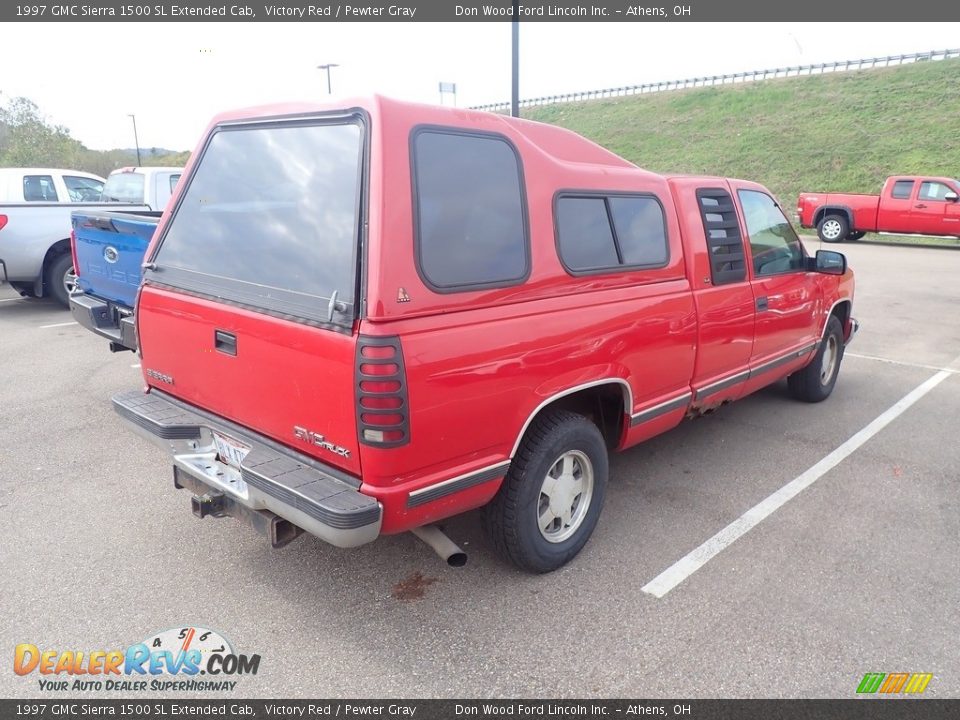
[{"xmin": 0, "ymin": 166, "xmax": 182, "ymax": 307}]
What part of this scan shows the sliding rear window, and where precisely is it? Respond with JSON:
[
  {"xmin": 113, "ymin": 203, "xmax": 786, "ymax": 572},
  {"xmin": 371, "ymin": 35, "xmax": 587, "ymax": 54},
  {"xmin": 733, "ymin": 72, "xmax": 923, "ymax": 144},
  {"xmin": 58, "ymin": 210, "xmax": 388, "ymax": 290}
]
[{"xmin": 151, "ymin": 117, "xmax": 364, "ymax": 327}]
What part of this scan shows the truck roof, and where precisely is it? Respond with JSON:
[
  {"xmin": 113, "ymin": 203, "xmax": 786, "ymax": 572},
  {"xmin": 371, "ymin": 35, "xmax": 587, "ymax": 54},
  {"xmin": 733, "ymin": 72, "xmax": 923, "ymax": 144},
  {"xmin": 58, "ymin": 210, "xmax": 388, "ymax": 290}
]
[
  {"xmin": 202, "ymin": 95, "xmax": 654, "ymax": 176},
  {"xmin": 0, "ymin": 168, "xmax": 105, "ymax": 181},
  {"xmin": 109, "ymin": 166, "xmax": 183, "ymax": 175}
]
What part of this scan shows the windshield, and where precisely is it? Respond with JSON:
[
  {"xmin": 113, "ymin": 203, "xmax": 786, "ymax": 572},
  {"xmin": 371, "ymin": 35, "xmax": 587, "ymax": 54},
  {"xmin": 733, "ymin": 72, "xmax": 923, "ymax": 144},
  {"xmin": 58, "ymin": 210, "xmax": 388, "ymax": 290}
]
[
  {"xmin": 102, "ymin": 172, "xmax": 145, "ymax": 203},
  {"xmin": 150, "ymin": 118, "xmax": 364, "ymax": 326}
]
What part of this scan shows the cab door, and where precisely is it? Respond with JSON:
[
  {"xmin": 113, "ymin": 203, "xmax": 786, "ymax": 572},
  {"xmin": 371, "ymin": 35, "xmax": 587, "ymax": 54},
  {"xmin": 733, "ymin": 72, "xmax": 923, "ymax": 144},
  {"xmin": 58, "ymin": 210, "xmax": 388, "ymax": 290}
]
[
  {"xmin": 881, "ymin": 178, "xmax": 917, "ymax": 233},
  {"xmin": 735, "ymin": 187, "xmax": 821, "ymax": 393},
  {"xmin": 671, "ymin": 179, "xmax": 755, "ymax": 408},
  {"xmin": 911, "ymin": 180, "xmax": 960, "ymax": 236}
]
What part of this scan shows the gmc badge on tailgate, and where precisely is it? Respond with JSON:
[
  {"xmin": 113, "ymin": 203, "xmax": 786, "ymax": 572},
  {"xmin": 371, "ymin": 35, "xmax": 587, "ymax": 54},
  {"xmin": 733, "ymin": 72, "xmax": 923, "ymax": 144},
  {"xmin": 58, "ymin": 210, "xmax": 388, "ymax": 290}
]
[{"xmin": 293, "ymin": 426, "xmax": 351, "ymax": 458}]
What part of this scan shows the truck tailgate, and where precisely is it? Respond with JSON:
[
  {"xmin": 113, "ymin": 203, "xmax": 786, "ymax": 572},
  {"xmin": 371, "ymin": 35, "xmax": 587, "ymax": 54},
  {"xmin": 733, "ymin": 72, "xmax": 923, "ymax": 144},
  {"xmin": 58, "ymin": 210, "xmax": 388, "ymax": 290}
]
[
  {"xmin": 73, "ymin": 210, "xmax": 159, "ymax": 307},
  {"xmin": 136, "ymin": 285, "xmax": 362, "ymax": 477}
]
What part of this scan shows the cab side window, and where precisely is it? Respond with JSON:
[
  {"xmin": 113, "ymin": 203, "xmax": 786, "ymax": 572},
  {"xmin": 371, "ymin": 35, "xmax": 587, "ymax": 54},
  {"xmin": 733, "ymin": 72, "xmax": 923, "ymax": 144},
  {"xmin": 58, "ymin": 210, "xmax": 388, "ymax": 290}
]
[
  {"xmin": 738, "ymin": 190, "xmax": 805, "ymax": 277},
  {"xmin": 63, "ymin": 175, "xmax": 104, "ymax": 202},
  {"xmin": 555, "ymin": 193, "xmax": 668, "ymax": 274},
  {"xmin": 23, "ymin": 175, "xmax": 59, "ymax": 201},
  {"xmin": 891, "ymin": 180, "xmax": 914, "ymax": 199},
  {"xmin": 918, "ymin": 181, "xmax": 954, "ymax": 202},
  {"xmin": 412, "ymin": 128, "xmax": 529, "ymax": 292}
]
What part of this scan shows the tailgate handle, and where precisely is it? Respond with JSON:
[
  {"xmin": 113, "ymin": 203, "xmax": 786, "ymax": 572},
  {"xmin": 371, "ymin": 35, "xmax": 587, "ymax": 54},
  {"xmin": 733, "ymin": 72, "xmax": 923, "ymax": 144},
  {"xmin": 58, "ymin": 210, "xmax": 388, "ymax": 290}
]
[{"xmin": 214, "ymin": 330, "xmax": 237, "ymax": 356}]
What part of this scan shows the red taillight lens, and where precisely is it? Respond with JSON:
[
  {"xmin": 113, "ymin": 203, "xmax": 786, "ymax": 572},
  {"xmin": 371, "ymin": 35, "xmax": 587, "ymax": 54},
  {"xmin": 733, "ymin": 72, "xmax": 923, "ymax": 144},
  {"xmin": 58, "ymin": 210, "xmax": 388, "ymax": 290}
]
[
  {"xmin": 356, "ymin": 336, "xmax": 409, "ymax": 448},
  {"xmin": 0, "ymin": 214, "xmax": 8, "ymax": 232},
  {"xmin": 70, "ymin": 230, "xmax": 80, "ymax": 278}
]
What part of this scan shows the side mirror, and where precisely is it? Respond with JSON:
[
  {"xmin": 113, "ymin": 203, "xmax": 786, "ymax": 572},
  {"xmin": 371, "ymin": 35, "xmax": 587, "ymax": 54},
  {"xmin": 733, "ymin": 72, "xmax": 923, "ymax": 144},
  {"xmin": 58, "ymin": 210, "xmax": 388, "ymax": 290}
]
[
  {"xmin": 944, "ymin": 191, "xmax": 958, "ymax": 202},
  {"xmin": 815, "ymin": 249, "xmax": 846, "ymax": 275}
]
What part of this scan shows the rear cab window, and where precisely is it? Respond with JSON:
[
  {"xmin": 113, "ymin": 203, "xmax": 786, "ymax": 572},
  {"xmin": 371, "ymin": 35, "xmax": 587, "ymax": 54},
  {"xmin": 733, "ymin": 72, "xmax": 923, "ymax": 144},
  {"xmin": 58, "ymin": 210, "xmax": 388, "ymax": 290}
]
[
  {"xmin": 411, "ymin": 127, "xmax": 529, "ymax": 292},
  {"xmin": 103, "ymin": 172, "xmax": 145, "ymax": 203},
  {"xmin": 891, "ymin": 180, "xmax": 914, "ymax": 199},
  {"xmin": 22, "ymin": 175, "xmax": 59, "ymax": 201},
  {"xmin": 148, "ymin": 115, "xmax": 365, "ymax": 328}
]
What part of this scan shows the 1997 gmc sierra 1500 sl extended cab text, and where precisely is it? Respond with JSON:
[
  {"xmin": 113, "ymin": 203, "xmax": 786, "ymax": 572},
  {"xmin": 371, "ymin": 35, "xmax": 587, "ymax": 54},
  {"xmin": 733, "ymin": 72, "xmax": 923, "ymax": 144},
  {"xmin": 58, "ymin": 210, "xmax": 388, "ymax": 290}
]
[
  {"xmin": 111, "ymin": 97, "xmax": 857, "ymax": 573},
  {"xmin": 798, "ymin": 175, "xmax": 960, "ymax": 242}
]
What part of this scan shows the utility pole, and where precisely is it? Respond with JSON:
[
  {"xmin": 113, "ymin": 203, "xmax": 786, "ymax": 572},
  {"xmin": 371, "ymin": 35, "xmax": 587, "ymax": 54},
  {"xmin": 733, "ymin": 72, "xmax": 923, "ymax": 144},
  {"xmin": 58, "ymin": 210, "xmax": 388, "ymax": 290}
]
[
  {"xmin": 128, "ymin": 114, "xmax": 141, "ymax": 166},
  {"xmin": 317, "ymin": 63, "xmax": 339, "ymax": 95},
  {"xmin": 511, "ymin": 1, "xmax": 519, "ymax": 117}
]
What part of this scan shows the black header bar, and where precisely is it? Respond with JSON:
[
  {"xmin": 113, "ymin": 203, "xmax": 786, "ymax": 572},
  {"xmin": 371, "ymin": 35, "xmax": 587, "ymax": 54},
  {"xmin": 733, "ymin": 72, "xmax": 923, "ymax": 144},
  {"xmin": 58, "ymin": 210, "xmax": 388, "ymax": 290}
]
[
  {"xmin": 1, "ymin": 699, "xmax": 958, "ymax": 720},
  {"xmin": 4, "ymin": 1, "xmax": 960, "ymax": 22}
]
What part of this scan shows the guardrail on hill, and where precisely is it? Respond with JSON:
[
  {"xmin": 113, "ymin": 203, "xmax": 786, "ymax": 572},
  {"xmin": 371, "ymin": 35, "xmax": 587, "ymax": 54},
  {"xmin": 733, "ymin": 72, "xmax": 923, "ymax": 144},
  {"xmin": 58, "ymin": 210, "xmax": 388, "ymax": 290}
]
[{"xmin": 470, "ymin": 48, "xmax": 960, "ymax": 113}]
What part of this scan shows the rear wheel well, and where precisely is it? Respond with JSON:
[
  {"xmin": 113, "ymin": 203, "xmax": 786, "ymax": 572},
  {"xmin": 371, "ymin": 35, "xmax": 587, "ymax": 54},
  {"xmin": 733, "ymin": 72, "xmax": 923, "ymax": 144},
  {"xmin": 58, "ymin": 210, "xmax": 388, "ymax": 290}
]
[
  {"xmin": 814, "ymin": 207, "xmax": 852, "ymax": 228},
  {"xmin": 40, "ymin": 238, "xmax": 71, "ymax": 296},
  {"xmin": 519, "ymin": 384, "xmax": 627, "ymax": 453}
]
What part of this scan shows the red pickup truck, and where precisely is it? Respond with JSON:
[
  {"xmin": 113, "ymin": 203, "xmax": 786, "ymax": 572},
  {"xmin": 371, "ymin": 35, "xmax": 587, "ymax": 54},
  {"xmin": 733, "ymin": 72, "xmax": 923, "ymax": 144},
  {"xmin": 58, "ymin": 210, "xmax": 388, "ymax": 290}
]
[
  {"xmin": 111, "ymin": 97, "xmax": 857, "ymax": 573},
  {"xmin": 798, "ymin": 175, "xmax": 960, "ymax": 242}
]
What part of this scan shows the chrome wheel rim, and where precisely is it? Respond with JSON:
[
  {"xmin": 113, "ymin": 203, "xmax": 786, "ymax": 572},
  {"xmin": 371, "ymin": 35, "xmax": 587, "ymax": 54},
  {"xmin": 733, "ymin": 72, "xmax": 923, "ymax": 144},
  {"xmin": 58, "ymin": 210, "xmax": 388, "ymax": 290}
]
[
  {"xmin": 821, "ymin": 219, "xmax": 843, "ymax": 241},
  {"xmin": 63, "ymin": 266, "xmax": 79, "ymax": 296},
  {"xmin": 538, "ymin": 450, "xmax": 594, "ymax": 544},
  {"xmin": 820, "ymin": 335, "xmax": 839, "ymax": 385}
]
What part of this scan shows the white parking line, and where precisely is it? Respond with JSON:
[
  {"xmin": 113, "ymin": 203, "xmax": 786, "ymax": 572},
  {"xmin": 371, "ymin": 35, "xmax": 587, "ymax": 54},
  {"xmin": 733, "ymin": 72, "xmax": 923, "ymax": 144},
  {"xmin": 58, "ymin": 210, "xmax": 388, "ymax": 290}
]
[
  {"xmin": 846, "ymin": 352, "xmax": 960, "ymax": 374},
  {"xmin": 0, "ymin": 297, "xmax": 24, "ymax": 303},
  {"xmin": 642, "ymin": 367, "xmax": 954, "ymax": 599},
  {"xmin": 39, "ymin": 321, "xmax": 78, "ymax": 329}
]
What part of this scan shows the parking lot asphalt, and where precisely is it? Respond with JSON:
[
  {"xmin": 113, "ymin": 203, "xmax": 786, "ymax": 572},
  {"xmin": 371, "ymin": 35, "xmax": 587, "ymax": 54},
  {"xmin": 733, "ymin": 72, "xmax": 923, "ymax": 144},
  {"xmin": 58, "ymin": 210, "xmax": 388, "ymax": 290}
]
[{"xmin": 1, "ymin": 240, "xmax": 958, "ymax": 699}]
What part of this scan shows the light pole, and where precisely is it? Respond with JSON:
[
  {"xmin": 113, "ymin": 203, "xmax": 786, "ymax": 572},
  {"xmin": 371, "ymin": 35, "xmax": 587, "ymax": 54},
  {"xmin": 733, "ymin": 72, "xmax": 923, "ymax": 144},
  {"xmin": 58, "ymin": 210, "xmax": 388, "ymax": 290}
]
[
  {"xmin": 317, "ymin": 63, "xmax": 339, "ymax": 95},
  {"xmin": 128, "ymin": 114, "xmax": 141, "ymax": 166},
  {"xmin": 511, "ymin": 1, "xmax": 519, "ymax": 117}
]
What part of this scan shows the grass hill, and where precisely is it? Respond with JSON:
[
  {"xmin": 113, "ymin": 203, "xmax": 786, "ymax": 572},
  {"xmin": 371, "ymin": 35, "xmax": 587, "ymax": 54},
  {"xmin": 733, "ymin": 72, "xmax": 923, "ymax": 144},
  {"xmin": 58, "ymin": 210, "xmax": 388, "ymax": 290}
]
[{"xmin": 525, "ymin": 57, "xmax": 960, "ymax": 218}]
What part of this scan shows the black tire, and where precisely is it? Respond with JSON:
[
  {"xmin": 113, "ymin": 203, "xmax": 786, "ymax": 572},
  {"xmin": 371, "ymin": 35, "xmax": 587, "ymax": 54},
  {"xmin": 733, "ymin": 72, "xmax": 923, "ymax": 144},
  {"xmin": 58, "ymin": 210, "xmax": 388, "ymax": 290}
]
[
  {"xmin": 45, "ymin": 253, "xmax": 75, "ymax": 309},
  {"xmin": 788, "ymin": 316, "xmax": 844, "ymax": 403},
  {"xmin": 817, "ymin": 214, "xmax": 849, "ymax": 243},
  {"xmin": 481, "ymin": 409, "xmax": 608, "ymax": 573},
  {"xmin": 847, "ymin": 231, "xmax": 866, "ymax": 241}
]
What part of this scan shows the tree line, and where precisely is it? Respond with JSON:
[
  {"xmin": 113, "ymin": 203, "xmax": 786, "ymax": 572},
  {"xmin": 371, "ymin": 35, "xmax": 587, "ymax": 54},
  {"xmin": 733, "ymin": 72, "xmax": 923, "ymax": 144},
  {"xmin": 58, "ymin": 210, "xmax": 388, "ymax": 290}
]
[{"xmin": 0, "ymin": 96, "xmax": 189, "ymax": 176}]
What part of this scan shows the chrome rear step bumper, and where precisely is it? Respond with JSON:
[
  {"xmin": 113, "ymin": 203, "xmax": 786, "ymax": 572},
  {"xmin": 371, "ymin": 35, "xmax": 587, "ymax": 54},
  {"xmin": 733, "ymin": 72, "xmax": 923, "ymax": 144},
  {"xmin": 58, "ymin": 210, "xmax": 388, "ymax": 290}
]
[{"xmin": 112, "ymin": 389, "xmax": 382, "ymax": 548}]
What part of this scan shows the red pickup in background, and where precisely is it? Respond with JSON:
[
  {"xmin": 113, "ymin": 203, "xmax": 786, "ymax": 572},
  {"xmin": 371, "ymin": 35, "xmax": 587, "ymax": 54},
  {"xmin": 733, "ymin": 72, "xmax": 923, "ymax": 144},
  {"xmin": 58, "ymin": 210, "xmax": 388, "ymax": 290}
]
[{"xmin": 798, "ymin": 176, "xmax": 960, "ymax": 242}]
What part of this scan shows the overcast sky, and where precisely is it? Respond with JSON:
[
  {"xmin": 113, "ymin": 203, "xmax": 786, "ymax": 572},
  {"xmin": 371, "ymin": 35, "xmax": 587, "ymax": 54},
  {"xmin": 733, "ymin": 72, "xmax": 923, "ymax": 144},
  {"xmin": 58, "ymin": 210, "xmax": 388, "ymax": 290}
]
[{"xmin": 1, "ymin": 22, "xmax": 957, "ymax": 151}]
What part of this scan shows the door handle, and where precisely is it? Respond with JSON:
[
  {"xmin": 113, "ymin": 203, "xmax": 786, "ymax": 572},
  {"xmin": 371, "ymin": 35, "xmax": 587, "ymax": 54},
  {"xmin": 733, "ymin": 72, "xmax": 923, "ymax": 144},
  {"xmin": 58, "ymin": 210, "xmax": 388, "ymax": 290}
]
[
  {"xmin": 215, "ymin": 330, "xmax": 237, "ymax": 356},
  {"xmin": 915, "ymin": 203, "xmax": 928, "ymax": 209},
  {"xmin": 756, "ymin": 296, "xmax": 769, "ymax": 311}
]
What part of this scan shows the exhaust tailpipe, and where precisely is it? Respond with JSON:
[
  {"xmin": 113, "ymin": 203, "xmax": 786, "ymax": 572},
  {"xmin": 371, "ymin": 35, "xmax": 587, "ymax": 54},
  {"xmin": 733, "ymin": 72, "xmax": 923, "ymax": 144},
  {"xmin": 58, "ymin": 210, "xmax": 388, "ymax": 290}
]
[{"xmin": 411, "ymin": 525, "xmax": 467, "ymax": 567}]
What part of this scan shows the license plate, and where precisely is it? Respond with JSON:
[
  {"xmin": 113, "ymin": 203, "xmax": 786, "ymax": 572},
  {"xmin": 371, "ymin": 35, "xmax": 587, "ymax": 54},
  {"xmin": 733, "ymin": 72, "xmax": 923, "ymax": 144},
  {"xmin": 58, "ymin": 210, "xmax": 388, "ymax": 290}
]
[{"xmin": 213, "ymin": 431, "xmax": 251, "ymax": 469}]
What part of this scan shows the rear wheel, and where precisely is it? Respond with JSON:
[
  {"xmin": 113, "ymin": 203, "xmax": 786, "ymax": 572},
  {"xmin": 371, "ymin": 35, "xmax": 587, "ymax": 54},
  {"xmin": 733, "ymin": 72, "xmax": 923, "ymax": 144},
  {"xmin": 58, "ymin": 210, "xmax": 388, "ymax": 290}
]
[
  {"xmin": 788, "ymin": 315, "xmax": 844, "ymax": 402},
  {"xmin": 45, "ymin": 253, "xmax": 76, "ymax": 309},
  {"xmin": 481, "ymin": 409, "xmax": 608, "ymax": 573},
  {"xmin": 817, "ymin": 215, "xmax": 849, "ymax": 243}
]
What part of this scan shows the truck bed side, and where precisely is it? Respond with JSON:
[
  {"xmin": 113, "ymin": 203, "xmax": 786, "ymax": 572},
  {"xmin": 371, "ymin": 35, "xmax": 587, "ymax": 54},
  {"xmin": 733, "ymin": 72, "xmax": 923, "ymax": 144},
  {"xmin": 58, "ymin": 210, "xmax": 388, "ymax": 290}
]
[{"xmin": 797, "ymin": 191, "xmax": 880, "ymax": 232}]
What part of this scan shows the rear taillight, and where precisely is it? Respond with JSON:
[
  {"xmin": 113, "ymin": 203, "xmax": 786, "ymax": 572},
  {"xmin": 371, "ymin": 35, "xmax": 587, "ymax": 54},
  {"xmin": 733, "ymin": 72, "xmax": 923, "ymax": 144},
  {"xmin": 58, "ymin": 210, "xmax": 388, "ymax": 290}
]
[
  {"xmin": 0, "ymin": 214, "xmax": 7, "ymax": 231},
  {"xmin": 356, "ymin": 336, "xmax": 409, "ymax": 447},
  {"xmin": 70, "ymin": 230, "xmax": 80, "ymax": 278}
]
